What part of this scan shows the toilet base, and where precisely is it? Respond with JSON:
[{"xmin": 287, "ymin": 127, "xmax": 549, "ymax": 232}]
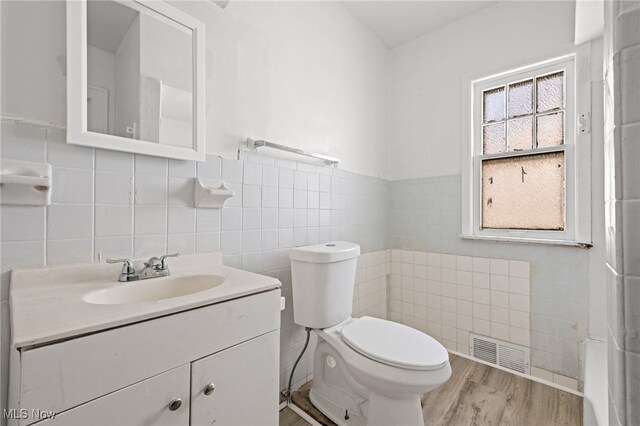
[
  {"xmin": 309, "ymin": 388, "xmax": 367, "ymax": 426},
  {"xmin": 366, "ymin": 393, "xmax": 424, "ymax": 426},
  {"xmin": 309, "ymin": 386, "xmax": 425, "ymax": 426},
  {"xmin": 310, "ymin": 335, "xmax": 431, "ymax": 426}
]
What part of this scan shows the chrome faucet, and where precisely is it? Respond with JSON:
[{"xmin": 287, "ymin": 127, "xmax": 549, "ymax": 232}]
[{"xmin": 107, "ymin": 253, "xmax": 180, "ymax": 282}]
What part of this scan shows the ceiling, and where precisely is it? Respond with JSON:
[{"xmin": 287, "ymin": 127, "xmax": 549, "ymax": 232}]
[
  {"xmin": 87, "ymin": 1, "xmax": 138, "ymax": 53},
  {"xmin": 342, "ymin": 1, "xmax": 499, "ymax": 48},
  {"xmin": 87, "ymin": 1, "xmax": 499, "ymax": 52}
]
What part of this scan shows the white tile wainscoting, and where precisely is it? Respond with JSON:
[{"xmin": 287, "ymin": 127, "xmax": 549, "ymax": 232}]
[
  {"xmin": 388, "ymin": 250, "xmax": 531, "ymax": 355},
  {"xmin": 0, "ymin": 120, "xmax": 587, "ymax": 404},
  {"xmin": 285, "ymin": 247, "xmax": 581, "ymax": 392},
  {"xmin": 0, "ymin": 121, "xmax": 391, "ymax": 406},
  {"xmin": 385, "ymin": 249, "xmax": 578, "ymax": 391},
  {"xmin": 353, "ymin": 250, "xmax": 389, "ymax": 319}
]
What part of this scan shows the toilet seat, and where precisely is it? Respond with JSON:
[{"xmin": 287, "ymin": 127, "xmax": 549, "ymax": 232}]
[{"xmin": 340, "ymin": 316, "xmax": 449, "ymax": 371}]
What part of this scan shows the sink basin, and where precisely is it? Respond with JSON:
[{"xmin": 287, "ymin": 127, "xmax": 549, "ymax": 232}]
[{"xmin": 83, "ymin": 274, "xmax": 225, "ymax": 305}]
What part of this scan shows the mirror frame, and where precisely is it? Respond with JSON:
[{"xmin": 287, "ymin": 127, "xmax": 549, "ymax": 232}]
[{"xmin": 66, "ymin": 0, "xmax": 206, "ymax": 161}]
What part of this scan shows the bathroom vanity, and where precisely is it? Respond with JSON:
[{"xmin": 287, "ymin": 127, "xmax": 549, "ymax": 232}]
[{"xmin": 8, "ymin": 253, "xmax": 281, "ymax": 425}]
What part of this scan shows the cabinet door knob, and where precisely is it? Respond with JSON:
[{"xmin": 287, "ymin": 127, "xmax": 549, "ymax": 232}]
[
  {"xmin": 204, "ymin": 383, "xmax": 215, "ymax": 395},
  {"xmin": 169, "ymin": 398, "xmax": 182, "ymax": 411}
]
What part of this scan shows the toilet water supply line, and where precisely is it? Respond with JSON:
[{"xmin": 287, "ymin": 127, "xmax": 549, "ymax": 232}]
[{"xmin": 281, "ymin": 327, "xmax": 312, "ymax": 401}]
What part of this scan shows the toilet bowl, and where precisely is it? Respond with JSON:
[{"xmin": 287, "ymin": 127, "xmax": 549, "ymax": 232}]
[
  {"xmin": 310, "ymin": 317, "xmax": 451, "ymax": 426},
  {"xmin": 289, "ymin": 242, "xmax": 451, "ymax": 426}
]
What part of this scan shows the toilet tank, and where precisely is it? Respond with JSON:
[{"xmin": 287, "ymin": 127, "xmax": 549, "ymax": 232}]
[{"xmin": 289, "ymin": 241, "xmax": 361, "ymax": 329}]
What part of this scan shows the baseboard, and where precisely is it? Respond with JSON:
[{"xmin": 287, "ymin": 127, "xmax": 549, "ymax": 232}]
[
  {"xmin": 284, "ymin": 399, "xmax": 323, "ymax": 426},
  {"xmin": 448, "ymin": 349, "xmax": 583, "ymax": 397}
]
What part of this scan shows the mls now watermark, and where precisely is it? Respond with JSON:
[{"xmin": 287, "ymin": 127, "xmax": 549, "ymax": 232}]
[{"xmin": 3, "ymin": 409, "xmax": 57, "ymax": 420}]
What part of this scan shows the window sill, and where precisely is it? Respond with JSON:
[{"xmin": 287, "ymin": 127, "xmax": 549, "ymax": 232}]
[{"xmin": 459, "ymin": 234, "xmax": 592, "ymax": 248}]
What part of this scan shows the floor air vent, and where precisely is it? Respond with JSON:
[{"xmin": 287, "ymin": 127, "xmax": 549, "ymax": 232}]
[{"xmin": 470, "ymin": 334, "xmax": 530, "ymax": 374}]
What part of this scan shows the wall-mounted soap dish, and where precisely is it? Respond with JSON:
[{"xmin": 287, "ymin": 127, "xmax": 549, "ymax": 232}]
[
  {"xmin": 194, "ymin": 178, "xmax": 234, "ymax": 208},
  {"xmin": 0, "ymin": 159, "xmax": 51, "ymax": 206}
]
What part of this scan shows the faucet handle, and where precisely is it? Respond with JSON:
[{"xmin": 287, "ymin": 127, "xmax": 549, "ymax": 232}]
[
  {"xmin": 106, "ymin": 258, "xmax": 135, "ymax": 275},
  {"xmin": 144, "ymin": 257, "xmax": 162, "ymax": 269},
  {"xmin": 159, "ymin": 252, "xmax": 180, "ymax": 269}
]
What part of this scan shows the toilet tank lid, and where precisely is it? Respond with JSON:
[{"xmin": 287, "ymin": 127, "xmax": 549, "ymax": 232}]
[{"xmin": 289, "ymin": 241, "xmax": 361, "ymax": 263}]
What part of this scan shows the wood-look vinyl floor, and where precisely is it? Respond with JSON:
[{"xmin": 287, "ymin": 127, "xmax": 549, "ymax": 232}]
[
  {"xmin": 284, "ymin": 354, "xmax": 583, "ymax": 426},
  {"xmin": 280, "ymin": 407, "xmax": 312, "ymax": 426}
]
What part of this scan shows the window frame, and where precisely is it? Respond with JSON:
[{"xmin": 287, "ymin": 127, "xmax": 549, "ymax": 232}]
[{"xmin": 461, "ymin": 47, "xmax": 592, "ymax": 246}]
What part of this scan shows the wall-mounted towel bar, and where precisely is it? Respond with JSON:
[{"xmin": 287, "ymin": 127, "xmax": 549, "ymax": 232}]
[{"xmin": 246, "ymin": 138, "xmax": 340, "ymax": 166}]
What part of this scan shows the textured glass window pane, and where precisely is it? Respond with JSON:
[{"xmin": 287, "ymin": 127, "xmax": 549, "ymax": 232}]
[
  {"xmin": 508, "ymin": 79, "xmax": 533, "ymax": 118},
  {"xmin": 507, "ymin": 117, "xmax": 533, "ymax": 151},
  {"xmin": 536, "ymin": 71, "xmax": 564, "ymax": 113},
  {"xmin": 483, "ymin": 87, "xmax": 505, "ymax": 123},
  {"xmin": 483, "ymin": 123, "xmax": 505, "ymax": 154},
  {"xmin": 482, "ymin": 152, "xmax": 565, "ymax": 230},
  {"xmin": 536, "ymin": 112, "xmax": 564, "ymax": 147}
]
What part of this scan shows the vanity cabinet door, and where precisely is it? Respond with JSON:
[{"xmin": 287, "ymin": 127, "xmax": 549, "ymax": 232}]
[
  {"xmin": 190, "ymin": 330, "xmax": 280, "ymax": 426},
  {"xmin": 36, "ymin": 365, "xmax": 190, "ymax": 426}
]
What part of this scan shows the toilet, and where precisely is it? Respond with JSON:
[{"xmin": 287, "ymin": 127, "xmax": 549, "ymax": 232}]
[{"xmin": 289, "ymin": 241, "xmax": 452, "ymax": 426}]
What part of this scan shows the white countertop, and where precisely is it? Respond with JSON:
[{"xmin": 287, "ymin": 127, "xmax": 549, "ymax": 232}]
[{"xmin": 10, "ymin": 252, "xmax": 281, "ymax": 348}]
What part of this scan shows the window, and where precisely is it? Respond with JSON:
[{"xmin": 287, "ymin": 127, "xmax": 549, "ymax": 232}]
[{"xmin": 461, "ymin": 51, "xmax": 592, "ymax": 245}]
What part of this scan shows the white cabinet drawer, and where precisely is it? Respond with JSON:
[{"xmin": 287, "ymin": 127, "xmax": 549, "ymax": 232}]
[
  {"xmin": 191, "ymin": 330, "xmax": 280, "ymax": 426},
  {"xmin": 19, "ymin": 290, "xmax": 281, "ymax": 421},
  {"xmin": 35, "ymin": 365, "xmax": 190, "ymax": 426}
]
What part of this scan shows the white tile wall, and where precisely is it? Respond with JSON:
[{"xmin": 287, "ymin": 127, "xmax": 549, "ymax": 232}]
[
  {"xmin": 0, "ymin": 122, "xmax": 590, "ymax": 404},
  {"xmin": 388, "ymin": 250, "xmax": 530, "ymax": 355},
  {"xmin": 604, "ymin": 1, "xmax": 640, "ymax": 424},
  {"xmin": 0, "ymin": 124, "xmax": 390, "ymax": 405},
  {"xmin": 530, "ymin": 366, "xmax": 579, "ymax": 391},
  {"xmin": 353, "ymin": 250, "xmax": 389, "ymax": 319}
]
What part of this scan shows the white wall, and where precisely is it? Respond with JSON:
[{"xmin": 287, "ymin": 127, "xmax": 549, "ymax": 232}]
[
  {"xmin": 139, "ymin": 13, "xmax": 194, "ymax": 146},
  {"xmin": 0, "ymin": 0, "xmax": 390, "ymax": 178},
  {"xmin": 0, "ymin": 1, "xmax": 66, "ymax": 126},
  {"xmin": 588, "ymin": 38, "xmax": 607, "ymax": 341},
  {"xmin": 0, "ymin": 0, "xmax": 390, "ymax": 419},
  {"xmin": 0, "ymin": 0, "xmax": 607, "ymax": 409},
  {"xmin": 386, "ymin": 0, "xmax": 607, "ymax": 386},
  {"xmin": 193, "ymin": 1, "xmax": 390, "ymax": 177},
  {"xmin": 87, "ymin": 45, "xmax": 116, "ymax": 134},
  {"xmin": 387, "ymin": 1, "xmax": 576, "ymax": 180},
  {"xmin": 114, "ymin": 15, "xmax": 140, "ymax": 138},
  {"xmin": 139, "ymin": 13, "xmax": 192, "ymax": 92}
]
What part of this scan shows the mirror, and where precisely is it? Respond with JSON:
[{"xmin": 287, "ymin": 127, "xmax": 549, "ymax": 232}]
[{"xmin": 67, "ymin": 0, "xmax": 205, "ymax": 161}]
